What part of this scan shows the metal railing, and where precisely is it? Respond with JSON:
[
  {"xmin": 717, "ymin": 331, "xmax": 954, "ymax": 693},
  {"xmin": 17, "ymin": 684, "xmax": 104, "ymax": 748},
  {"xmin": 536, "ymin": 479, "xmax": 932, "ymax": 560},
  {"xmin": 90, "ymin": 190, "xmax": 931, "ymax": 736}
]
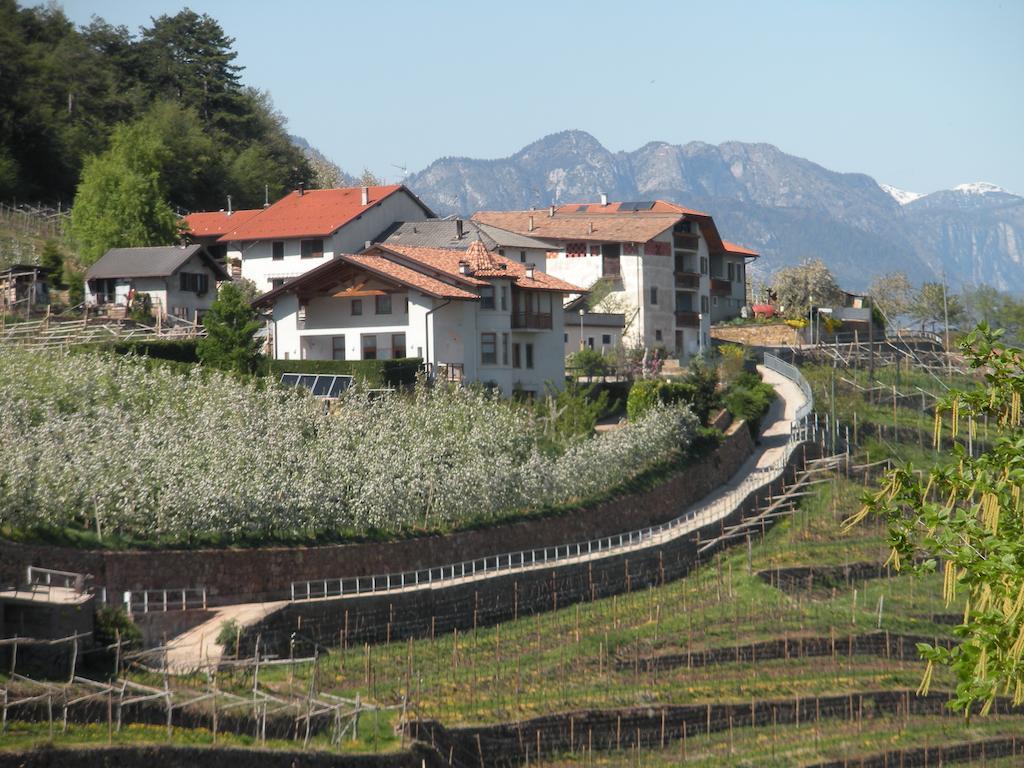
[
  {"xmin": 123, "ymin": 587, "xmax": 208, "ymax": 615},
  {"xmin": 763, "ymin": 351, "xmax": 814, "ymax": 422},
  {"xmin": 26, "ymin": 566, "xmax": 87, "ymax": 591},
  {"xmin": 289, "ymin": 425, "xmax": 807, "ymax": 603}
]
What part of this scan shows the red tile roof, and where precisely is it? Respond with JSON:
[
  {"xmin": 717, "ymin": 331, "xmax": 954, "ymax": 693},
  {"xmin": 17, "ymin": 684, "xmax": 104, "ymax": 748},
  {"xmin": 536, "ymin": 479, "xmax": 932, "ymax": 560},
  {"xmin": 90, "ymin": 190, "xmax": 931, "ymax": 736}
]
[
  {"xmin": 182, "ymin": 209, "xmax": 263, "ymax": 237},
  {"xmin": 378, "ymin": 244, "xmax": 583, "ymax": 293},
  {"xmin": 472, "ymin": 210, "xmax": 680, "ymax": 244},
  {"xmin": 216, "ymin": 186, "xmax": 431, "ymax": 242},
  {"xmin": 723, "ymin": 240, "xmax": 759, "ymax": 257},
  {"xmin": 555, "ymin": 200, "xmax": 709, "ymax": 216}
]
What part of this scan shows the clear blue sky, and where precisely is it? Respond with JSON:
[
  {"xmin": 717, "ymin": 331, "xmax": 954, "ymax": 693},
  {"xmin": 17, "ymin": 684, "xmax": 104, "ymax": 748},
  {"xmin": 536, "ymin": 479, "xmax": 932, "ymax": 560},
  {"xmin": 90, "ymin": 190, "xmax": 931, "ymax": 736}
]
[{"xmin": 60, "ymin": 0, "xmax": 1023, "ymax": 194}]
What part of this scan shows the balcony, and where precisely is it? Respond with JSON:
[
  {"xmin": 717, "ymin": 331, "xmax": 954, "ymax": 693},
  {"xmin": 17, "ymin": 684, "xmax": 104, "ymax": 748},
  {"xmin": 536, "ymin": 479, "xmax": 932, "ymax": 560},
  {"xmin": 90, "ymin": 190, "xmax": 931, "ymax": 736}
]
[
  {"xmin": 511, "ymin": 311, "xmax": 552, "ymax": 330},
  {"xmin": 674, "ymin": 271, "xmax": 700, "ymax": 290},
  {"xmin": 711, "ymin": 278, "xmax": 731, "ymax": 297},
  {"xmin": 675, "ymin": 310, "xmax": 700, "ymax": 328}
]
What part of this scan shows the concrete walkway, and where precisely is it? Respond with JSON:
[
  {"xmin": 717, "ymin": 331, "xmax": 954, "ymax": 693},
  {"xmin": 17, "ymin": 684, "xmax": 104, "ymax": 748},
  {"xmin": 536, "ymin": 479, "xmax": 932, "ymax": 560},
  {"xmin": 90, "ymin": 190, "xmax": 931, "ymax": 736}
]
[{"xmin": 162, "ymin": 367, "xmax": 807, "ymax": 671}]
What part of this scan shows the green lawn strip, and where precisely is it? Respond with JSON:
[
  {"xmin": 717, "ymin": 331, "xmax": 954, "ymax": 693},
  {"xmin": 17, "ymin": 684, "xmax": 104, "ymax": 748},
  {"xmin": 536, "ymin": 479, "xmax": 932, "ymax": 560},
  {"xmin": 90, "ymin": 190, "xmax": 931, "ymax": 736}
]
[
  {"xmin": 537, "ymin": 714, "xmax": 1023, "ymax": 767},
  {"xmin": 0, "ymin": 710, "xmax": 399, "ymax": 754}
]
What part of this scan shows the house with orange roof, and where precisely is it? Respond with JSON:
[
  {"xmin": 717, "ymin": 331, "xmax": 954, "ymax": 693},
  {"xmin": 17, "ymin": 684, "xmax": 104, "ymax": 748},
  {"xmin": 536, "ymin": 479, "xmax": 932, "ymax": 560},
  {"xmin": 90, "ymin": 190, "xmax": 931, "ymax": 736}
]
[
  {"xmin": 252, "ymin": 240, "xmax": 583, "ymax": 396},
  {"xmin": 182, "ymin": 185, "xmax": 435, "ymax": 293},
  {"xmin": 474, "ymin": 198, "xmax": 758, "ymax": 360}
]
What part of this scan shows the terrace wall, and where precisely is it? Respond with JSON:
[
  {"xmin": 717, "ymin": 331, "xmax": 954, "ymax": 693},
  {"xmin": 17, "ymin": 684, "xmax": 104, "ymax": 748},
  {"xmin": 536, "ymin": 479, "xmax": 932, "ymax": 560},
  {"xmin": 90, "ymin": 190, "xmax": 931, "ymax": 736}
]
[{"xmin": 0, "ymin": 421, "xmax": 754, "ymax": 606}]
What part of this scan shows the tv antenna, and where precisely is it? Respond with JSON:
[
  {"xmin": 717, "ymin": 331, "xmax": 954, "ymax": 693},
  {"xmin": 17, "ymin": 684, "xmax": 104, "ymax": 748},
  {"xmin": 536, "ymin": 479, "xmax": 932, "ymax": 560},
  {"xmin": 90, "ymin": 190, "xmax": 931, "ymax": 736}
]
[{"xmin": 391, "ymin": 163, "xmax": 409, "ymax": 179}]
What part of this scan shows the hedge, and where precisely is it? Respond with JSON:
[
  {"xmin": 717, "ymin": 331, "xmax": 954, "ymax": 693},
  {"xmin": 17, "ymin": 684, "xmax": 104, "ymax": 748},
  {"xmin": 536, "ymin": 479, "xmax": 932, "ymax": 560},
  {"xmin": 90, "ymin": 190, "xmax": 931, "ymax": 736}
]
[
  {"xmin": 266, "ymin": 357, "xmax": 423, "ymax": 387},
  {"xmin": 74, "ymin": 338, "xmax": 200, "ymax": 362}
]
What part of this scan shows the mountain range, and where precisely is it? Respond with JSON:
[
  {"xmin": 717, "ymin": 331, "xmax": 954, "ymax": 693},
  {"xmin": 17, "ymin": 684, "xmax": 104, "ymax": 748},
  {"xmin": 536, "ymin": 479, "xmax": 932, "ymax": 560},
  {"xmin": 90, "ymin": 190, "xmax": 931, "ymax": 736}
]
[{"xmin": 397, "ymin": 131, "xmax": 1023, "ymax": 293}]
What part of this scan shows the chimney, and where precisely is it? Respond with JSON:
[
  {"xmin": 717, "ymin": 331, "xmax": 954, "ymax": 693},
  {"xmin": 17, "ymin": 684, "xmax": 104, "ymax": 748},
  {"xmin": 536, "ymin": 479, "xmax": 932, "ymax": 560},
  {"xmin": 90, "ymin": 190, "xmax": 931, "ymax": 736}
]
[
  {"xmin": 227, "ymin": 195, "xmax": 233, "ymax": 215},
  {"xmin": 528, "ymin": 215, "xmax": 535, "ymax": 232},
  {"xmin": 548, "ymin": 205, "xmax": 555, "ymax": 217},
  {"xmin": 298, "ymin": 182, "xmax": 304, "ymax": 196},
  {"xmin": 360, "ymin": 186, "xmax": 369, "ymax": 206},
  {"xmin": 458, "ymin": 260, "xmax": 470, "ymax": 275},
  {"xmin": 264, "ymin": 184, "xmax": 270, "ymax": 208},
  {"xmin": 525, "ymin": 263, "xmax": 535, "ymax": 280},
  {"xmin": 455, "ymin": 219, "xmax": 464, "ymax": 240},
  {"xmin": 363, "ymin": 240, "xmax": 372, "ymax": 251},
  {"xmin": 600, "ymin": 192, "xmax": 608, "ymax": 206},
  {"xmin": 588, "ymin": 221, "xmax": 594, "ymax": 235}
]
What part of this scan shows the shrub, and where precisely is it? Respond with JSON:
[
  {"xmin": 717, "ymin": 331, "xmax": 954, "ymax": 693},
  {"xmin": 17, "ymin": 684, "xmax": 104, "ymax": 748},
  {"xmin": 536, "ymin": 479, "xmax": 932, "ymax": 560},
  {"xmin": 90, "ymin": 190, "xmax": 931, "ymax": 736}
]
[
  {"xmin": 198, "ymin": 282, "xmax": 262, "ymax": 374},
  {"xmin": 93, "ymin": 606, "xmax": 142, "ymax": 649},
  {"xmin": 216, "ymin": 619, "xmax": 241, "ymax": 657},
  {"xmin": 567, "ymin": 348, "xmax": 613, "ymax": 377},
  {"xmin": 625, "ymin": 367, "xmax": 720, "ymax": 425},
  {"xmin": 724, "ymin": 371, "xmax": 777, "ymax": 437}
]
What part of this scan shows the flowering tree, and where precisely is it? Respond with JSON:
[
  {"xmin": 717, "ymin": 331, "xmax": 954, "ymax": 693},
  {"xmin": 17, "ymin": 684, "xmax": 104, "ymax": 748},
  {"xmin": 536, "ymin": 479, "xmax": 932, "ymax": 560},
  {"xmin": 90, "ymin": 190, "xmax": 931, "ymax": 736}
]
[{"xmin": 0, "ymin": 349, "xmax": 697, "ymax": 543}]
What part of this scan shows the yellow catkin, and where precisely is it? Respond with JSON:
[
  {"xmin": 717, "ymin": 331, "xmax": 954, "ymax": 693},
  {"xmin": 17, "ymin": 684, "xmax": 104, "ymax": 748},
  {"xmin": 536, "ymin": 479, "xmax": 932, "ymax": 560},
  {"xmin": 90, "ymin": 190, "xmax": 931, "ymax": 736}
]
[
  {"xmin": 933, "ymin": 409, "xmax": 943, "ymax": 448},
  {"xmin": 1009, "ymin": 583, "xmax": 1024, "ymax": 621},
  {"xmin": 951, "ymin": 397, "xmax": 960, "ymax": 440},
  {"xmin": 917, "ymin": 660, "xmax": 934, "ymax": 696},
  {"xmin": 1013, "ymin": 678, "xmax": 1023, "ymax": 707},
  {"xmin": 963, "ymin": 596, "xmax": 971, "ymax": 624},
  {"xmin": 943, "ymin": 561, "xmax": 956, "ymax": 607}
]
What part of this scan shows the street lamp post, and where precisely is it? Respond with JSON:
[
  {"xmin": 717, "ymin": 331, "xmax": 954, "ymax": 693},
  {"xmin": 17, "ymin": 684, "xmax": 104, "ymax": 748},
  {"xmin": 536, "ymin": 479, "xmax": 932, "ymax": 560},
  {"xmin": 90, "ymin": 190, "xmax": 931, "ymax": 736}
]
[
  {"xmin": 808, "ymin": 295, "xmax": 815, "ymax": 345},
  {"xmin": 698, "ymin": 313, "xmax": 704, "ymax": 358},
  {"xmin": 578, "ymin": 308, "xmax": 585, "ymax": 350}
]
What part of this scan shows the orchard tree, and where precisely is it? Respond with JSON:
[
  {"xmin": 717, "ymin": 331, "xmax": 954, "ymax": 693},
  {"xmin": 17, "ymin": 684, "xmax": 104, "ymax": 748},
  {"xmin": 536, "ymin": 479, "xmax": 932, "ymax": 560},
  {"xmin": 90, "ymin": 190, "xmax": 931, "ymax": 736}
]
[
  {"xmin": 197, "ymin": 282, "xmax": 262, "ymax": 373},
  {"xmin": 846, "ymin": 326, "xmax": 1024, "ymax": 713},
  {"xmin": 771, "ymin": 259, "xmax": 844, "ymax": 319},
  {"xmin": 868, "ymin": 271, "xmax": 913, "ymax": 323},
  {"xmin": 910, "ymin": 282, "xmax": 965, "ymax": 332}
]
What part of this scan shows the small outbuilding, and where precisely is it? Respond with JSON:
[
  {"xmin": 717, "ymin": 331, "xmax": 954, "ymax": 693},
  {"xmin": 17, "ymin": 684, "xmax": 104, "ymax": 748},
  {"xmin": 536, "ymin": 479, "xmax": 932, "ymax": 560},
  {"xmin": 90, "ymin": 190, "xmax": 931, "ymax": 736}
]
[{"xmin": 85, "ymin": 244, "xmax": 230, "ymax": 322}]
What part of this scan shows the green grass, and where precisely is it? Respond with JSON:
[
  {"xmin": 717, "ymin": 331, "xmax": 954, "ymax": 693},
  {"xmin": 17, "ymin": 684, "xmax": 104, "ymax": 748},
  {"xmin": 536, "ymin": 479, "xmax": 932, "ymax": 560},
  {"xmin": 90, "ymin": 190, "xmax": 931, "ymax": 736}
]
[{"xmin": 538, "ymin": 715, "xmax": 1024, "ymax": 766}]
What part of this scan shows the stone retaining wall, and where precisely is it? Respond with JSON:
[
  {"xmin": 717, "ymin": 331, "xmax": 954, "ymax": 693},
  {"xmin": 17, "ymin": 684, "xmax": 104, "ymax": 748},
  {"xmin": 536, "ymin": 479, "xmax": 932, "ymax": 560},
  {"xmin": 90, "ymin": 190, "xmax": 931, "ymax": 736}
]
[{"xmin": 0, "ymin": 423, "xmax": 754, "ymax": 605}]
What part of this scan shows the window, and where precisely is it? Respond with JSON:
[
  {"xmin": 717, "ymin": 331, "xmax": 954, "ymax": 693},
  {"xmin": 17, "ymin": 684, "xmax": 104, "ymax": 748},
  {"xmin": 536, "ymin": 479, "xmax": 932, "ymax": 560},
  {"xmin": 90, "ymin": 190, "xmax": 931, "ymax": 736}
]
[
  {"xmin": 352, "ymin": 299, "xmax": 362, "ymax": 316},
  {"xmin": 272, "ymin": 241, "xmax": 284, "ymax": 261},
  {"xmin": 480, "ymin": 285, "xmax": 495, "ymax": 309},
  {"xmin": 602, "ymin": 243, "xmax": 621, "ymax": 276},
  {"xmin": 481, "ymin": 332, "xmax": 497, "ymax": 364},
  {"xmin": 512, "ymin": 342, "xmax": 522, "ymax": 368},
  {"xmin": 520, "ymin": 250, "xmax": 527, "ymax": 263},
  {"xmin": 712, "ymin": 296, "xmax": 718, "ymax": 306},
  {"xmin": 700, "ymin": 256, "xmax": 708, "ymax": 274},
  {"xmin": 375, "ymin": 294, "xmax": 392, "ymax": 314},
  {"xmin": 403, "ymin": 296, "xmax": 409, "ymax": 314},
  {"xmin": 587, "ymin": 337, "xmax": 595, "ymax": 349},
  {"xmin": 361, "ymin": 334, "xmax": 377, "ymax": 360},
  {"xmin": 727, "ymin": 262, "xmax": 735, "ymax": 281},
  {"xmin": 178, "ymin": 272, "xmax": 209, "ymax": 294},
  {"xmin": 500, "ymin": 286, "xmax": 508, "ymax": 311},
  {"xmin": 602, "ymin": 334, "xmax": 611, "ymax": 345},
  {"xmin": 525, "ymin": 343, "xmax": 534, "ymax": 369},
  {"xmin": 701, "ymin": 295, "xmax": 709, "ymax": 313},
  {"xmin": 566, "ymin": 242, "xmax": 587, "ymax": 257},
  {"xmin": 649, "ymin": 286, "xmax": 658, "ymax": 305},
  {"xmin": 564, "ymin": 333, "xmax": 568, "ymax": 343},
  {"xmin": 300, "ymin": 239, "xmax": 324, "ymax": 258},
  {"xmin": 392, "ymin": 333, "xmax": 406, "ymax": 359},
  {"xmin": 270, "ymin": 278, "xmax": 285, "ymax": 290},
  {"xmin": 502, "ymin": 332, "xmax": 509, "ymax": 365},
  {"xmin": 332, "ymin": 336, "xmax": 346, "ymax": 361},
  {"xmin": 655, "ymin": 329, "xmax": 663, "ymax": 342}
]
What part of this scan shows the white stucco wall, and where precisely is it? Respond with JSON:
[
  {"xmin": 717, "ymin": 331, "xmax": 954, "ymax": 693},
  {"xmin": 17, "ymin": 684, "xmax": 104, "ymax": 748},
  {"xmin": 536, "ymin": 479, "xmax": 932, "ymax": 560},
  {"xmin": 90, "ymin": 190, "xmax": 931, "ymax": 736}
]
[{"xmin": 230, "ymin": 192, "xmax": 431, "ymax": 293}]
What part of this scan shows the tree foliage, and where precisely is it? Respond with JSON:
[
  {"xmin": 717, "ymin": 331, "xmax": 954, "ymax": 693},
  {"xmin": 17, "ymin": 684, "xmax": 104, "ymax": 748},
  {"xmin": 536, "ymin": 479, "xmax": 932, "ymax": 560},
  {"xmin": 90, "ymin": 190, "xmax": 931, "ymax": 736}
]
[
  {"xmin": 197, "ymin": 282, "xmax": 262, "ymax": 374},
  {"xmin": 847, "ymin": 326, "xmax": 1024, "ymax": 713},
  {"xmin": 771, "ymin": 259, "xmax": 844, "ymax": 319},
  {"xmin": 868, "ymin": 271, "xmax": 913, "ymax": 323},
  {"xmin": 0, "ymin": 3, "xmax": 313, "ymax": 205},
  {"xmin": 910, "ymin": 282, "xmax": 965, "ymax": 332}
]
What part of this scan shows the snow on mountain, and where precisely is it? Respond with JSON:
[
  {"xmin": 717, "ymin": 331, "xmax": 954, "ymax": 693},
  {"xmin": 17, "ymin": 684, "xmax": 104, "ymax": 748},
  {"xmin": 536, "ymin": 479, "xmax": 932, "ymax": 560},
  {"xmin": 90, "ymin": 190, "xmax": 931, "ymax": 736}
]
[
  {"xmin": 879, "ymin": 183, "xmax": 924, "ymax": 205},
  {"xmin": 952, "ymin": 181, "xmax": 1013, "ymax": 196}
]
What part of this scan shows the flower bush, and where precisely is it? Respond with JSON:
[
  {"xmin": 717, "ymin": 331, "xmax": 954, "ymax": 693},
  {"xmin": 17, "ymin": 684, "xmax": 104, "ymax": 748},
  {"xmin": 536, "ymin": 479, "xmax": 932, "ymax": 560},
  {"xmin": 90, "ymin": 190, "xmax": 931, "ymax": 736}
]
[{"xmin": 0, "ymin": 349, "xmax": 697, "ymax": 544}]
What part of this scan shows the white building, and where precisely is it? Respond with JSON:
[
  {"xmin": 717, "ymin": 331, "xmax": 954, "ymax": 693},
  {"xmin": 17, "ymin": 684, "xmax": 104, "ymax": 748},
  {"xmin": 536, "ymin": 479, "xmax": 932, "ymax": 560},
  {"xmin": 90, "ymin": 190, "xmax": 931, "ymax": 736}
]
[
  {"xmin": 474, "ymin": 200, "xmax": 758, "ymax": 361},
  {"xmin": 184, "ymin": 185, "xmax": 434, "ymax": 294},
  {"xmin": 253, "ymin": 240, "xmax": 583, "ymax": 396},
  {"xmin": 84, "ymin": 245, "xmax": 230, "ymax": 321}
]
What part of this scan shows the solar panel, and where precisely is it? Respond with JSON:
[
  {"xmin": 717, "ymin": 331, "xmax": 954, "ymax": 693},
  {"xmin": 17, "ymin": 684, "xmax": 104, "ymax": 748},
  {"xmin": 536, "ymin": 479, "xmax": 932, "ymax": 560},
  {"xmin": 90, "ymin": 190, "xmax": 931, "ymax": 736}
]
[
  {"xmin": 620, "ymin": 201, "xmax": 656, "ymax": 211},
  {"xmin": 311, "ymin": 375, "xmax": 334, "ymax": 396},
  {"xmin": 298, "ymin": 375, "xmax": 317, "ymax": 390},
  {"xmin": 328, "ymin": 376, "xmax": 354, "ymax": 397},
  {"xmin": 279, "ymin": 373, "xmax": 301, "ymax": 387}
]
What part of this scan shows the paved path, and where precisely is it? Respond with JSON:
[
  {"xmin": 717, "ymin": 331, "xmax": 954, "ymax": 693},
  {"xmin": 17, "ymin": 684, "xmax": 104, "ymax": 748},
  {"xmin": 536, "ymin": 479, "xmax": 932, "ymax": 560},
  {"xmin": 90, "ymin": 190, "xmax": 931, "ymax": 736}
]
[{"xmin": 162, "ymin": 367, "xmax": 807, "ymax": 671}]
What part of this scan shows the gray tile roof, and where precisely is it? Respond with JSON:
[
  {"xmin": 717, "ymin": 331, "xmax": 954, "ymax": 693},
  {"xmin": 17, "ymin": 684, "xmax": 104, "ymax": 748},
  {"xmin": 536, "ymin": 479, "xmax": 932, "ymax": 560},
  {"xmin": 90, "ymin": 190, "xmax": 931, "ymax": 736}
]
[
  {"xmin": 377, "ymin": 219, "xmax": 554, "ymax": 253},
  {"xmin": 86, "ymin": 245, "xmax": 229, "ymax": 281}
]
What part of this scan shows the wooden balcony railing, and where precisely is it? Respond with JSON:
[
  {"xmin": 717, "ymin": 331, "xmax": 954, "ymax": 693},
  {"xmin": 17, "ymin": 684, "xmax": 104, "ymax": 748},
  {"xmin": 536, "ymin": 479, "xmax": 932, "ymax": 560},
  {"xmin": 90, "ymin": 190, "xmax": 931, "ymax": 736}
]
[
  {"xmin": 675, "ymin": 310, "xmax": 700, "ymax": 328},
  {"xmin": 674, "ymin": 271, "xmax": 700, "ymax": 290},
  {"xmin": 511, "ymin": 311, "xmax": 552, "ymax": 330},
  {"xmin": 711, "ymin": 278, "xmax": 731, "ymax": 296}
]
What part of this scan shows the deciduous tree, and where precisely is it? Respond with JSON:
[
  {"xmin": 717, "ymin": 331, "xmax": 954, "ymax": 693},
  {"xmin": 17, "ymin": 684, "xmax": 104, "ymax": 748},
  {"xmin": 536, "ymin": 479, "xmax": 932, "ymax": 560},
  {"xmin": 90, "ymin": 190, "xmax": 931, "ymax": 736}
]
[
  {"xmin": 771, "ymin": 259, "xmax": 843, "ymax": 319},
  {"xmin": 868, "ymin": 271, "xmax": 913, "ymax": 323}
]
